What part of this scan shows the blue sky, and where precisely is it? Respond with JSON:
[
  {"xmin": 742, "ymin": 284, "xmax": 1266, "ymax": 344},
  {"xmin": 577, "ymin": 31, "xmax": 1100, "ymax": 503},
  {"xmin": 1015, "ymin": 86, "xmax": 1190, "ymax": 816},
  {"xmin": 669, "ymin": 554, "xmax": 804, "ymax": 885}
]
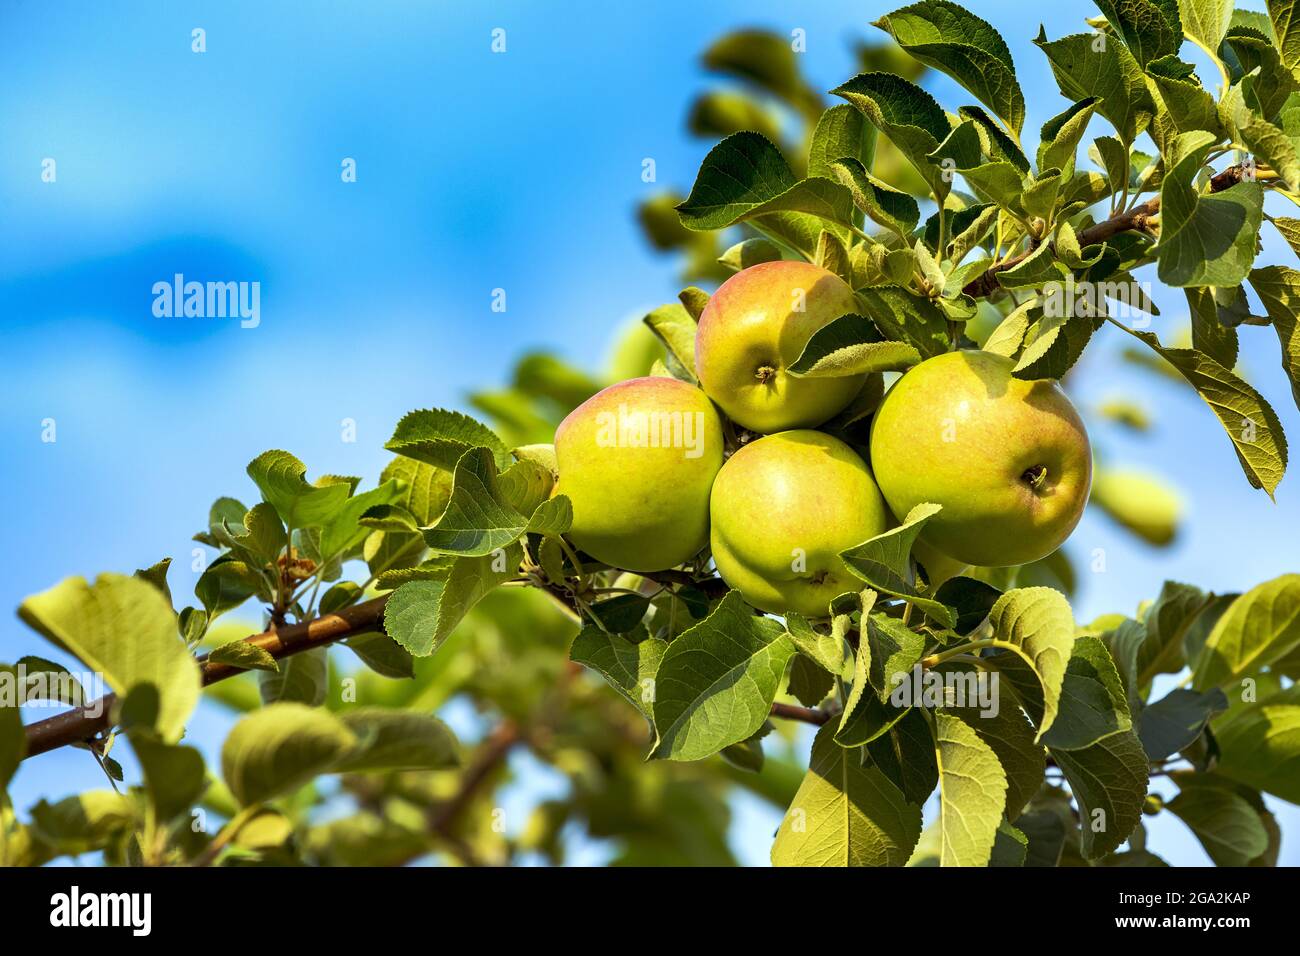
[{"xmin": 2, "ymin": 0, "xmax": 1296, "ymax": 865}]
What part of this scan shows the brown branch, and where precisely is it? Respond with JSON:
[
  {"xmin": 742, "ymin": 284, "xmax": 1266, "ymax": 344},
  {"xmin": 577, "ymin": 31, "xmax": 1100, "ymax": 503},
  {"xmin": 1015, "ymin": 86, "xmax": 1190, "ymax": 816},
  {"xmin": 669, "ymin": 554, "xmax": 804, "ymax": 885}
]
[
  {"xmin": 427, "ymin": 719, "xmax": 522, "ymax": 838},
  {"xmin": 21, "ymin": 596, "xmax": 391, "ymax": 760},
  {"xmin": 961, "ymin": 162, "xmax": 1252, "ymax": 299},
  {"xmin": 770, "ymin": 701, "xmax": 831, "ymax": 725}
]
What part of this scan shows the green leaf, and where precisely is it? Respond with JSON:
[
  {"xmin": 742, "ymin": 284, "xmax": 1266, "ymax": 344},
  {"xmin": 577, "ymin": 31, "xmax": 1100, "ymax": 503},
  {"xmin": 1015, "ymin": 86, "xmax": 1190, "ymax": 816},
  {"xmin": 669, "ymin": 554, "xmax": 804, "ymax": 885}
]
[
  {"xmin": 998, "ymin": 244, "xmax": 1065, "ymax": 291},
  {"xmin": 719, "ymin": 237, "xmax": 785, "ymax": 272},
  {"xmin": 29, "ymin": 792, "xmax": 135, "ymax": 856},
  {"xmin": 316, "ymin": 479, "xmax": 403, "ymax": 560},
  {"xmin": 1139, "ymin": 688, "xmax": 1228, "ymax": 760},
  {"xmin": 1184, "ymin": 286, "xmax": 1239, "ymax": 373},
  {"xmin": 333, "ymin": 709, "xmax": 460, "ymax": 772},
  {"xmin": 1093, "ymin": 0, "xmax": 1183, "ymax": 68},
  {"xmin": 862, "ymin": 613, "xmax": 928, "ymax": 703},
  {"xmin": 0, "ymin": 665, "xmax": 24, "ymax": 791},
  {"xmin": 1037, "ymin": 636, "xmax": 1133, "ymax": 750},
  {"xmin": 787, "ymin": 653, "xmax": 834, "ymax": 708},
  {"xmin": 771, "ymin": 724, "xmax": 922, "ymax": 867},
  {"xmin": 642, "ymin": 303, "xmax": 698, "ymax": 384},
  {"xmin": 384, "ymin": 408, "xmax": 511, "ymax": 473},
  {"xmin": 832, "ymin": 72, "xmax": 953, "ymax": 201},
  {"xmin": 677, "ymin": 132, "xmax": 855, "ymax": 232},
  {"xmin": 1090, "ymin": 467, "xmax": 1183, "ymax": 546},
  {"xmin": 702, "ymin": 30, "xmax": 820, "ymax": 114},
  {"xmin": 195, "ymin": 556, "xmax": 263, "ymax": 619},
  {"xmin": 934, "ymin": 576, "xmax": 1003, "ymax": 634},
  {"xmin": 933, "ymin": 712, "xmax": 1008, "ymax": 866},
  {"xmin": 688, "ymin": 90, "xmax": 782, "ymax": 144},
  {"xmin": 343, "ymin": 634, "xmax": 413, "ymax": 681},
  {"xmin": 128, "ymin": 732, "xmax": 207, "ymax": 821},
  {"xmin": 839, "ymin": 503, "xmax": 956, "ymax": 628},
  {"xmin": 650, "ymin": 591, "xmax": 796, "ymax": 761},
  {"xmin": 1156, "ymin": 131, "xmax": 1263, "ymax": 288},
  {"xmin": 344, "ymin": 632, "xmax": 415, "ymax": 680},
  {"xmin": 259, "ymin": 647, "xmax": 327, "ymax": 706},
  {"xmin": 133, "ymin": 558, "xmax": 172, "ymax": 606},
  {"xmin": 497, "ymin": 458, "xmax": 554, "ymax": 518},
  {"xmin": 221, "ymin": 703, "xmax": 358, "ymax": 805},
  {"xmin": 225, "ymin": 503, "xmax": 286, "ymax": 566},
  {"xmin": 836, "ymin": 594, "xmax": 910, "ymax": 748},
  {"xmin": 874, "ymin": 1, "xmax": 1025, "ymax": 134},
  {"xmin": 939, "ymin": 679, "xmax": 1044, "ymax": 821},
  {"xmin": 1034, "ymin": 28, "xmax": 1156, "ymax": 143},
  {"xmin": 1192, "ymin": 574, "xmax": 1300, "ymax": 690},
  {"xmin": 1248, "ymin": 265, "xmax": 1300, "ymax": 413},
  {"xmin": 807, "ymin": 104, "xmax": 877, "ymax": 180},
  {"xmin": 785, "ymin": 613, "xmax": 850, "ymax": 676},
  {"xmin": 986, "ymin": 587, "xmax": 1075, "ymax": 742},
  {"xmin": 422, "ymin": 447, "xmax": 527, "ymax": 557},
  {"xmin": 1038, "ymin": 97, "xmax": 1100, "ymax": 175},
  {"xmin": 245, "ymin": 450, "xmax": 353, "ymax": 530},
  {"xmin": 829, "ymin": 158, "xmax": 920, "ymax": 237},
  {"xmin": 1214, "ymin": 703, "xmax": 1300, "ymax": 802},
  {"xmin": 990, "ymin": 819, "xmax": 1029, "ymax": 867},
  {"xmin": 1016, "ymin": 808, "xmax": 1067, "ymax": 866},
  {"xmin": 208, "ymin": 639, "xmax": 279, "ymax": 673},
  {"xmin": 382, "ymin": 544, "xmax": 520, "ymax": 656},
  {"xmin": 982, "ymin": 299, "xmax": 1034, "ymax": 358},
  {"xmin": 864, "ymin": 707, "xmax": 939, "ymax": 804},
  {"xmin": 1177, "ymin": 0, "xmax": 1233, "ymax": 53},
  {"xmin": 1135, "ymin": 581, "xmax": 1210, "ymax": 686},
  {"xmin": 1119, "ymin": 326, "xmax": 1287, "ymax": 497},
  {"xmin": 1269, "ymin": 0, "xmax": 1300, "ymax": 69},
  {"xmin": 1146, "ymin": 69, "xmax": 1228, "ymax": 156},
  {"xmin": 586, "ymin": 594, "xmax": 651, "ymax": 634},
  {"xmin": 854, "ymin": 286, "xmax": 952, "ymax": 359},
  {"xmin": 1167, "ymin": 776, "xmax": 1271, "ymax": 865},
  {"xmin": 18, "ymin": 574, "xmax": 200, "ymax": 742},
  {"xmin": 787, "ymin": 313, "xmax": 921, "ymax": 378},
  {"xmin": 570, "ymin": 625, "xmax": 668, "ymax": 724},
  {"xmin": 1051, "ymin": 729, "xmax": 1149, "ymax": 859},
  {"xmin": 525, "ymin": 494, "xmax": 573, "ymax": 537}
]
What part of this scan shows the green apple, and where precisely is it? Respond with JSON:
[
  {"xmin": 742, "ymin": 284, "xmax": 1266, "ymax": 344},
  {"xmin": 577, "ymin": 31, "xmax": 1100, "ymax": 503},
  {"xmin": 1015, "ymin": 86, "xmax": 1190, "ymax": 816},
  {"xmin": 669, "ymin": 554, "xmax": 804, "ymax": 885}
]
[
  {"xmin": 869, "ymin": 350, "xmax": 1092, "ymax": 568},
  {"xmin": 695, "ymin": 260, "xmax": 864, "ymax": 433},
  {"xmin": 555, "ymin": 376, "xmax": 723, "ymax": 572},
  {"xmin": 710, "ymin": 430, "xmax": 891, "ymax": 617}
]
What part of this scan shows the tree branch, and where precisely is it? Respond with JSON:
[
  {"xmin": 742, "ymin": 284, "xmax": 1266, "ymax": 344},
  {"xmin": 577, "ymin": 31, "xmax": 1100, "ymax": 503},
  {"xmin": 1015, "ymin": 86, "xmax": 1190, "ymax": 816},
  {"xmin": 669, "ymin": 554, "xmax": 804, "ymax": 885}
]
[
  {"xmin": 21, "ymin": 596, "xmax": 392, "ymax": 760},
  {"xmin": 961, "ymin": 162, "xmax": 1252, "ymax": 299},
  {"xmin": 769, "ymin": 701, "xmax": 831, "ymax": 725}
]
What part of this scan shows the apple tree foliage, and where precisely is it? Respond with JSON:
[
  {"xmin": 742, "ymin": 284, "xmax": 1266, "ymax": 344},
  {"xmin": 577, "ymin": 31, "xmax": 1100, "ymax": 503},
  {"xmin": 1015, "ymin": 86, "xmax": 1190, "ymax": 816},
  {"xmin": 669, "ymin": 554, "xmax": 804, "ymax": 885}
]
[{"xmin": 5, "ymin": 0, "xmax": 1300, "ymax": 867}]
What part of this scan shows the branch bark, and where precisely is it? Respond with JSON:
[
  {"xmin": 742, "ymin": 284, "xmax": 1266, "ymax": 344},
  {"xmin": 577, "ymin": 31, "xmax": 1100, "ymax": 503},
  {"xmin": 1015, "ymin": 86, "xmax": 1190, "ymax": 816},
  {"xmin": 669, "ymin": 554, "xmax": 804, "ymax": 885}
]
[
  {"xmin": 770, "ymin": 701, "xmax": 831, "ymax": 725},
  {"xmin": 21, "ymin": 596, "xmax": 391, "ymax": 759},
  {"xmin": 961, "ymin": 163, "xmax": 1251, "ymax": 299}
]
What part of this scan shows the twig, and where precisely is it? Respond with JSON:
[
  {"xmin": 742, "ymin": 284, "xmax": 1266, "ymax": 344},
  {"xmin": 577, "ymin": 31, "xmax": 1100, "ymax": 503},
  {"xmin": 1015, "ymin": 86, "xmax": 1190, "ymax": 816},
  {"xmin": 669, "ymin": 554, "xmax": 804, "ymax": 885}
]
[
  {"xmin": 961, "ymin": 162, "xmax": 1254, "ymax": 298},
  {"xmin": 769, "ymin": 702, "xmax": 830, "ymax": 726},
  {"xmin": 21, "ymin": 596, "xmax": 392, "ymax": 760}
]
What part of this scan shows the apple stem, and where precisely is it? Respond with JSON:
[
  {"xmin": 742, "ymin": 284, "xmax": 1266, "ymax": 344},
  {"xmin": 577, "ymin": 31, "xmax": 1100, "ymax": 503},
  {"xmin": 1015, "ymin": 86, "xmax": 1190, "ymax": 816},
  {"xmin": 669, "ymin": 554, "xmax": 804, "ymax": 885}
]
[
  {"xmin": 921, "ymin": 638, "xmax": 998, "ymax": 668},
  {"xmin": 1021, "ymin": 464, "xmax": 1048, "ymax": 489}
]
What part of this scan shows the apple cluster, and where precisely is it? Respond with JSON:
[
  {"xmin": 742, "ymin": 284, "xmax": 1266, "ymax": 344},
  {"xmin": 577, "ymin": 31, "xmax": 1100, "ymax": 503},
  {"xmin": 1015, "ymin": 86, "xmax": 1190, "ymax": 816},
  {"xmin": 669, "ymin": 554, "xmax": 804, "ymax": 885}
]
[{"xmin": 554, "ymin": 261, "xmax": 1092, "ymax": 619}]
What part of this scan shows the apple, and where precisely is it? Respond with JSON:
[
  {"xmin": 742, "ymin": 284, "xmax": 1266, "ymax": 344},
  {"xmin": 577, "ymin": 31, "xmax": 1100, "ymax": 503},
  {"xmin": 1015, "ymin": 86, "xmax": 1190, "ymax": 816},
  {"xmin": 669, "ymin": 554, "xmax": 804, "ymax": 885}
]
[
  {"xmin": 869, "ymin": 350, "xmax": 1092, "ymax": 568},
  {"xmin": 555, "ymin": 376, "xmax": 723, "ymax": 572},
  {"xmin": 695, "ymin": 260, "xmax": 864, "ymax": 433},
  {"xmin": 710, "ymin": 430, "xmax": 891, "ymax": 617}
]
